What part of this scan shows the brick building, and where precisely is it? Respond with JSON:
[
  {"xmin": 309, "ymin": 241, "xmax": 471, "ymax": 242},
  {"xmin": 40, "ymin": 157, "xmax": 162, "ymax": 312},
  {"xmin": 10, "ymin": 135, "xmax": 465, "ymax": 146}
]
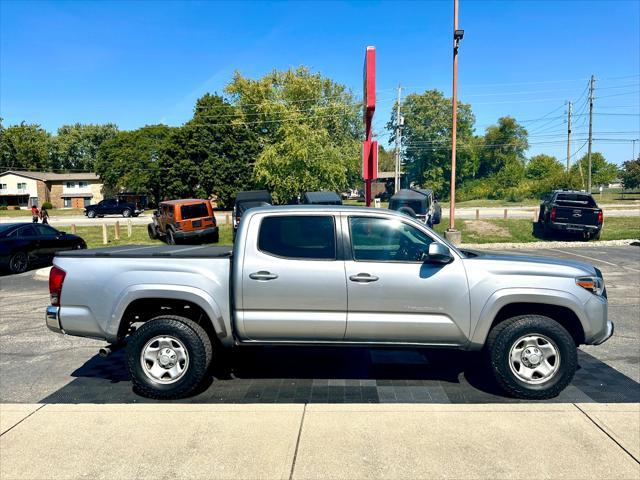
[{"xmin": 0, "ymin": 171, "xmax": 104, "ymax": 209}]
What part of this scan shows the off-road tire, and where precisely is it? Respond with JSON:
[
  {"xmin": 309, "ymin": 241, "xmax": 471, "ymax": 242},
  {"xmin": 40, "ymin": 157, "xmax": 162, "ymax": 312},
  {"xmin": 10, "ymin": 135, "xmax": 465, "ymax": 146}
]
[
  {"xmin": 87, "ymin": 210, "xmax": 96, "ymax": 219},
  {"xmin": 126, "ymin": 316, "xmax": 213, "ymax": 399},
  {"xmin": 147, "ymin": 223, "xmax": 158, "ymax": 240},
  {"xmin": 166, "ymin": 229, "xmax": 176, "ymax": 245},
  {"xmin": 122, "ymin": 208, "xmax": 132, "ymax": 218},
  {"xmin": 432, "ymin": 204, "xmax": 442, "ymax": 225},
  {"xmin": 397, "ymin": 206, "xmax": 416, "ymax": 218},
  {"xmin": 485, "ymin": 314, "xmax": 577, "ymax": 399}
]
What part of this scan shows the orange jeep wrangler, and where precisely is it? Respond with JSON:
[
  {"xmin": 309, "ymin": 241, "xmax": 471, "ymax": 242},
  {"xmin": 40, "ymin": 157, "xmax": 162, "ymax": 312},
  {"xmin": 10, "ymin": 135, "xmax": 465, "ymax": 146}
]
[{"xmin": 148, "ymin": 199, "xmax": 218, "ymax": 244}]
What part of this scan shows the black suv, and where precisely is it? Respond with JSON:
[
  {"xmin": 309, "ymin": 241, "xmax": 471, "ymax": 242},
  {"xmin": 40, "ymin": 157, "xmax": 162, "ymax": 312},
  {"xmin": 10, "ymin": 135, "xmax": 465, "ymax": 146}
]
[
  {"xmin": 538, "ymin": 190, "xmax": 603, "ymax": 240},
  {"xmin": 388, "ymin": 189, "xmax": 442, "ymax": 227},
  {"xmin": 85, "ymin": 198, "xmax": 143, "ymax": 218}
]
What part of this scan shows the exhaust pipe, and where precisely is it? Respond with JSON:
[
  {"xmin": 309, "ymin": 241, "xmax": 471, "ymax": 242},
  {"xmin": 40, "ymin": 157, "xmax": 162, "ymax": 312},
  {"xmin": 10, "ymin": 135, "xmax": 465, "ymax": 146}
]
[{"xmin": 98, "ymin": 343, "xmax": 123, "ymax": 358}]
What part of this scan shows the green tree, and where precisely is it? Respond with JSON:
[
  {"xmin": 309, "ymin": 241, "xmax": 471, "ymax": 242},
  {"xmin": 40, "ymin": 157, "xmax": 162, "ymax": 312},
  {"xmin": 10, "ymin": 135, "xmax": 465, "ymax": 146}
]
[
  {"xmin": 95, "ymin": 125, "xmax": 174, "ymax": 204},
  {"xmin": 0, "ymin": 121, "xmax": 53, "ymax": 171},
  {"xmin": 526, "ymin": 154, "xmax": 564, "ymax": 179},
  {"xmin": 161, "ymin": 94, "xmax": 261, "ymax": 207},
  {"xmin": 55, "ymin": 123, "xmax": 119, "ymax": 170},
  {"xmin": 226, "ymin": 67, "xmax": 362, "ymax": 200},
  {"xmin": 571, "ymin": 152, "xmax": 618, "ymax": 188},
  {"xmin": 620, "ymin": 157, "xmax": 640, "ymax": 190},
  {"xmin": 390, "ymin": 90, "xmax": 476, "ymax": 197},
  {"xmin": 478, "ymin": 116, "xmax": 528, "ymax": 178}
]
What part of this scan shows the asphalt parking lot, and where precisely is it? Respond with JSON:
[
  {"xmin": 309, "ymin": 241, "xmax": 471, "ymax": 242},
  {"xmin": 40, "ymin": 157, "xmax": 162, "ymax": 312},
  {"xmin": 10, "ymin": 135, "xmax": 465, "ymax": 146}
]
[{"xmin": 0, "ymin": 245, "xmax": 638, "ymax": 404}]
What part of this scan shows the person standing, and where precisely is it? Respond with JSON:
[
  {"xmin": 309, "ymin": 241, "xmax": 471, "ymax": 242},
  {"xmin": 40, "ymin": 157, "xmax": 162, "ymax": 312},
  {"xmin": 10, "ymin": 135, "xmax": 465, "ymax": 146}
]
[
  {"xmin": 40, "ymin": 206, "xmax": 49, "ymax": 225},
  {"xmin": 31, "ymin": 205, "xmax": 39, "ymax": 223}
]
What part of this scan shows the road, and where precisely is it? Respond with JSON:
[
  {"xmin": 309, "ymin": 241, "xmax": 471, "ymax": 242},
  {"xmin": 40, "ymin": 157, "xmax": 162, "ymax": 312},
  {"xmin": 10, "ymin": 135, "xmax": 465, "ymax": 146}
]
[
  {"xmin": 1, "ymin": 245, "xmax": 638, "ymax": 404},
  {"xmin": 1, "ymin": 204, "xmax": 638, "ymax": 227}
]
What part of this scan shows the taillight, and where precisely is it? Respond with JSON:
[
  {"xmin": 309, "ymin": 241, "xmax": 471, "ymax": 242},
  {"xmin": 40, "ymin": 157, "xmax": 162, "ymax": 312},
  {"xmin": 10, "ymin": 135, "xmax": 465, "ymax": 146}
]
[
  {"xmin": 597, "ymin": 210, "xmax": 603, "ymax": 224},
  {"xmin": 49, "ymin": 266, "xmax": 66, "ymax": 306},
  {"xmin": 550, "ymin": 207, "xmax": 557, "ymax": 221}
]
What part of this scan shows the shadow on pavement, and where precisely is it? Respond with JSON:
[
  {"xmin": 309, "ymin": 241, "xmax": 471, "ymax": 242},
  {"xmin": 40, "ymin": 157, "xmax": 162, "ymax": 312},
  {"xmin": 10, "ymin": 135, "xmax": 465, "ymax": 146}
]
[{"xmin": 40, "ymin": 346, "xmax": 640, "ymax": 404}]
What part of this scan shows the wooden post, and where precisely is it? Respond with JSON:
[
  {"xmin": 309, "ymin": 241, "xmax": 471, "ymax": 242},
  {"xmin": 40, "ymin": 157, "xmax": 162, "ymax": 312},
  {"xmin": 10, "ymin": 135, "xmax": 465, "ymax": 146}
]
[
  {"xmin": 225, "ymin": 213, "xmax": 230, "ymax": 225},
  {"xmin": 114, "ymin": 221, "xmax": 121, "ymax": 240},
  {"xmin": 71, "ymin": 224, "xmax": 77, "ymax": 234},
  {"xmin": 102, "ymin": 224, "xmax": 108, "ymax": 245},
  {"xmin": 127, "ymin": 219, "xmax": 132, "ymax": 238},
  {"xmin": 475, "ymin": 209, "xmax": 479, "ymax": 220},
  {"xmin": 533, "ymin": 210, "xmax": 538, "ymax": 222},
  {"xmin": 503, "ymin": 209, "xmax": 508, "ymax": 220}
]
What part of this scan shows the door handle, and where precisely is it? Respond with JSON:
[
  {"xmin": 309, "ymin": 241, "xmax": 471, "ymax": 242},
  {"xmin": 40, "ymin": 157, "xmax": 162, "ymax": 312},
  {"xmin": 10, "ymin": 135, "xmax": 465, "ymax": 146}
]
[
  {"xmin": 249, "ymin": 271, "xmax": 278, "ymax": 281},
  {"xmin": 349, "ymin": 273, "xmax": 379, "ymax": 283}
]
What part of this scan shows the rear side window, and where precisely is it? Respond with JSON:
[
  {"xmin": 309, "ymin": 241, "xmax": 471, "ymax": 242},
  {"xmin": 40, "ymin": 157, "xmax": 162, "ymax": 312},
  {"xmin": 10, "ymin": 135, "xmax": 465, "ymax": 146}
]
[
  {"xmin": 180, "ymin": 203, "xmax": 210, "ymax": 220},
  {"xmin": 258, "ymin": 216, "xmax": 336, "ymax": 260}
]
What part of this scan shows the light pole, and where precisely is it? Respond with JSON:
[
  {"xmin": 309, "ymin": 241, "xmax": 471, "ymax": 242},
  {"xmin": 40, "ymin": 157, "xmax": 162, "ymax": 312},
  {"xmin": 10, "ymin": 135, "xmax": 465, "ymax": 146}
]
[{"xmin": 445, "ymin": 0, "xmax": 464, "ymax": 245}]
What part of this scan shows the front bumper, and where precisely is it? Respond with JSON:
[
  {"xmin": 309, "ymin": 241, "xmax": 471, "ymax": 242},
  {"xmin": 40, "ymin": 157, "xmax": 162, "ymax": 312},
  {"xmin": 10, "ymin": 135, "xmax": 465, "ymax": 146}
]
[
  {"xmin": 45, "ymin": 306, "xmax": 64, "ymax": 334},
  {"xmin": 173, "ymin": 226, "xmax": 219, "ymax": 240},
  {"xmin": 592, "ymin": 320, "xmax": 614, "ymax": 345}
]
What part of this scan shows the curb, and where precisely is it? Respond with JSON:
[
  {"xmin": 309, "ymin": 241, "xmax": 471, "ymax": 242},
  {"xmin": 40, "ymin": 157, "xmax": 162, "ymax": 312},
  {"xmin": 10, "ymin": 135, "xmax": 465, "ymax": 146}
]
[{"xmin": 33, "ymin": 266, "xmax": 51, "ymax": 281}]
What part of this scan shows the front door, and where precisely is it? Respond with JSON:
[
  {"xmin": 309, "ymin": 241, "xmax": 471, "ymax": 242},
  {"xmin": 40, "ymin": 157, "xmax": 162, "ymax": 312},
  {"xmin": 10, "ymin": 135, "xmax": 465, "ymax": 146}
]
[
  {"xmin": 343, "ymin": 215, "xmax": 470, "ymax": 345},
  {"xmin": 239, "ymin": 213, "xmax": 347, "ymax": 341}
]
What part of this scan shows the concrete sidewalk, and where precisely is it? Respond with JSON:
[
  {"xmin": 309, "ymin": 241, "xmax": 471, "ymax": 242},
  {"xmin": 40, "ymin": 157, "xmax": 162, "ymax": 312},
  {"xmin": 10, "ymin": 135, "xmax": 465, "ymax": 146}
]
[{"xmin": 1, "ymin": 403, "xmax": 638, "ymax": 479}]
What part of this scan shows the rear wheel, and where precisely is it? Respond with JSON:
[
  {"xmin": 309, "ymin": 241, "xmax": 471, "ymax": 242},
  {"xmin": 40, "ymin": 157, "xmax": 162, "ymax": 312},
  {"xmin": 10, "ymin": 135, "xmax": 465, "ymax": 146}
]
[
  {"xmin": 486, "ymin": 315, "xmax": 577, "ymax": 399},
  {"xmin": 166, "ymin": 229, "xmax": 176, "ymax": 245},
  {"xmin": 8, "ymin": 251, "xmax": 29, "ymax": 274},
  {"xmin": 147, "ymin": 223, "xmax": 158, "ymax": 240},
  {"xmin": 126, "ymin": 316, "xmax": 213, "ymax": 399}
]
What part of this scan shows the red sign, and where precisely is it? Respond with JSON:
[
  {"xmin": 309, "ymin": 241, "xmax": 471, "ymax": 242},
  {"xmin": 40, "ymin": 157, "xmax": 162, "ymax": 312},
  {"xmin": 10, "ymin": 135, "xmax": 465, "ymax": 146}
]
[
  {"xmin": 362, "ymin": 140, "xmax": 378, "ymax": 180},
  {"xmin": 363, "ymin": 46, "xmax": 376, "ymax": 184}
]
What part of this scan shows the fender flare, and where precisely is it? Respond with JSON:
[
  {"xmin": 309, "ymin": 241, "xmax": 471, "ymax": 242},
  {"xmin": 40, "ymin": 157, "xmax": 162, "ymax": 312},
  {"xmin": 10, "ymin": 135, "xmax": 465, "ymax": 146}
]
[
  {"xmin": 106, "ymin": 284, "xmax": 228, "ymax": 341},
  {"xmin": 468, "ymin": 288, "xmax": 587, "ymax": 349}
]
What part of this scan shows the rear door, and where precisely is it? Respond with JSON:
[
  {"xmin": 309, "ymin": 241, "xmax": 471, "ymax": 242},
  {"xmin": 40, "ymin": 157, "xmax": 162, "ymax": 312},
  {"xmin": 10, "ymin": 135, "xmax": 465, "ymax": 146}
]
[
  {"xmin": 343, "ymin": 215, "xmax": 470, "ymax": 345},
  {"xmin": 239, "ymin": 213, "xmax": 347, "ymax": 341}
]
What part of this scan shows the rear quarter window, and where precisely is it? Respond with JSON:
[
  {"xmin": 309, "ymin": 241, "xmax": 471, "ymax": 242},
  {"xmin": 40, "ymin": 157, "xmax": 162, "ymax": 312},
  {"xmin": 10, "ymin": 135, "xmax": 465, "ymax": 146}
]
[
  {"xmin": 258, "ymin": 215, "xmax": 336, "ymax": 260},
  {"xmin": 556, "ymin": 194, "xmax": 597, "ymax": 207}
]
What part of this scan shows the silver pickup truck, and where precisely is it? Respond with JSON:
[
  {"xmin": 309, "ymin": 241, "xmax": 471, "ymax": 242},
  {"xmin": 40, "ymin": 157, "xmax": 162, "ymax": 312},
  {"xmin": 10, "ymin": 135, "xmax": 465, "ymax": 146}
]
[{"xmin": 46, "ymin": 205, "xmax": 613, "ymax": 400}]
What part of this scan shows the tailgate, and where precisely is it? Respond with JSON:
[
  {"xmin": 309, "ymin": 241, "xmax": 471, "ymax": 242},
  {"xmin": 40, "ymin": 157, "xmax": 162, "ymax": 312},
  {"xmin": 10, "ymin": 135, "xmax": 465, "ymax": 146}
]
[{"xmin": 554, "ymin": 206, "xmax": 600, "ymax": 225}]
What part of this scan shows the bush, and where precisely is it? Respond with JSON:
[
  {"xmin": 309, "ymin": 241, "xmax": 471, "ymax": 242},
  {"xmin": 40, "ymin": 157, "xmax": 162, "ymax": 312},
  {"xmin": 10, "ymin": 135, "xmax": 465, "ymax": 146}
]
[
  {"xmin": 10, "ymin": 206, "xmax": 20, "ymax": 210},
  {"xmin": 0, "ymin": 206, "xmax": 7, "ymax": 210},
  {"xmin": 42, "ymin": 201, "xmax": 53, "ymax": 210}
]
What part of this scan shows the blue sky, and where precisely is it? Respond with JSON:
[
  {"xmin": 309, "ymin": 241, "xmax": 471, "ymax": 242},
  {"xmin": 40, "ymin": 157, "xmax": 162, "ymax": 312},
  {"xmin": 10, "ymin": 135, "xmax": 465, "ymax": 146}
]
[{"xmin": 1, "ymin": 0, "xmax": 638, "ymax": 165}]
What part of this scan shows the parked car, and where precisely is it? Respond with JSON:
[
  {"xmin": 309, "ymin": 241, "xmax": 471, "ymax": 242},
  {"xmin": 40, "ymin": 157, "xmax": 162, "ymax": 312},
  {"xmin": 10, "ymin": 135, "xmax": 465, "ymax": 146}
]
[
  {"xmin": 302, "ymin": 191, "xmax": 343, "ymax": 205},
  {"xmin": 1, "ymin": 223, "xmax": 86, "ymax": 274},
  {"xmin": 84, "ymin": 198, "xmax": 143, "ymax": 218},
  {"xmin": 46, "ymin": 205, "xmax": 612, "ymax": 400},
  {"xmin": 232, "ymin": 190, "xmax": 272, "ymax": 239},
  {"xmin": 538, "ymin": 190, "xmax": 603, "ymax": 240},
  {"xmin": 389, "ymin": 188, "xmax": 442, "ymax": 227},
  {"xmin": 148, "ymin": 199, "xmax": 218, "ymax": 245}
]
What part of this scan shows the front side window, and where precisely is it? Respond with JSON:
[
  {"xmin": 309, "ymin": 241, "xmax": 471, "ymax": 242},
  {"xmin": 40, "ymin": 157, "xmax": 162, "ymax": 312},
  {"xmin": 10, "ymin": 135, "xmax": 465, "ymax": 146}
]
[
  {"xmin": 258, "ymin": 215, "xmax": 336, "ymax": 260},
  {"xmin": 35, "ymin": 224, "xmax": 57, "ymax": 236},
  {"xmin": 17, "ymin": 225, "xmax": 37, "ymax": 237},
  {"xmin": 349, "ymin": 217, "xmax": 434, "ymax": 262}
]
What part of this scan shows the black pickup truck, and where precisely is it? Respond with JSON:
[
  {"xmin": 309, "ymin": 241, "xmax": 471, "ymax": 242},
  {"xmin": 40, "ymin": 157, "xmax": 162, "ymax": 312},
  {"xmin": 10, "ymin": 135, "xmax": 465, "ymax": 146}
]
[
  {"xmin": 85, "ymin": 198, "xmax": 143, "ymax": 218},
  {"xmin": 538, "ymin": 191, "xmax": 603, "ymax": 240}
]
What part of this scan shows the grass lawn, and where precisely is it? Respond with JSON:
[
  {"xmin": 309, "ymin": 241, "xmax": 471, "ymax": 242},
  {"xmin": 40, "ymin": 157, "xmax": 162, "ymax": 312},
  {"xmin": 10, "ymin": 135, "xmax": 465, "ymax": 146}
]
[
  {"xmin": 432, "ymin": 217, "xmax": 639, "ymax": 244},
  {"xmin": 0, "ymin": 208, "xmax": 86, "ymax": 217},
  {"xmin": 75, "ymin": 224, "xmax": 234, "ymax": 249}
]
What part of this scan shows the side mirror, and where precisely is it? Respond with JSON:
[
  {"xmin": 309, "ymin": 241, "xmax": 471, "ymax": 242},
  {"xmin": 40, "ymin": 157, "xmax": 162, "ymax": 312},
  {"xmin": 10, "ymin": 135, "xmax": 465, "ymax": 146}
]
[{"xmin": 426, "ymin": 243, "xmax": 452, "ymax": 264}]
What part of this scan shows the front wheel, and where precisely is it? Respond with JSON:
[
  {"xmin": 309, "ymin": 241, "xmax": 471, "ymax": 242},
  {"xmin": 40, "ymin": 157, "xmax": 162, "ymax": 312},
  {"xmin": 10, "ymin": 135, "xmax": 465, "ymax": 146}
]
[
  {"xmin": 122, "ymin": 208, "xmax": 132, "ymax": 218},
  {"xmin": 166, "ymin": 229, "xmax": 176, "ymax": 245},
  {"xmin": 126, "ymin": 316, "xmax": 213, "ymax": 399},
  {"xmin": 486, "ymin": 315, "xmax": 577, "ymax": 399},
  {"xmin": 87, "ymin": 210, "xmax": 96, "ymax": 219},
  {"xmin": 147, "ymin": 223, "xmax": 158, "ymax": 240}
]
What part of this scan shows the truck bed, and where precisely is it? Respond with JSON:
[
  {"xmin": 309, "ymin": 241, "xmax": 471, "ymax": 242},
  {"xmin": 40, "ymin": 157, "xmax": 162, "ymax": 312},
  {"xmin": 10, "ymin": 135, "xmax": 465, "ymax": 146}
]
[{"xmin": 57, "ymin": 244, "xmax": 233, "ymax": 258}]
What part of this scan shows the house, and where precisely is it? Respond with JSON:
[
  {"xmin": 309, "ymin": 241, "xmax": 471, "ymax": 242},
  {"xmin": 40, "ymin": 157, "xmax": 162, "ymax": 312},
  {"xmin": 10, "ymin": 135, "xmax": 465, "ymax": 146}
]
[{"xmin": 0, "ymin": 170, "xmax": 104, "ymax": 209}]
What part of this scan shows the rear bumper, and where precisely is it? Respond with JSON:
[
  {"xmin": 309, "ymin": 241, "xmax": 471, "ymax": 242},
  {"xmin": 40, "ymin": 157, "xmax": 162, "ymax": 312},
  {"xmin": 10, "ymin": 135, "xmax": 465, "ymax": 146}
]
[
  {"xmin": 548, "ymin": 222, "xmax": 602, "ymax": 233},
  {"xmin": 45, "ymin": 306, "xmax": 64, "ymax": 334},
  {"xmin": 173, "ymin": 226, "xmax": 219, "ymax": 240}
]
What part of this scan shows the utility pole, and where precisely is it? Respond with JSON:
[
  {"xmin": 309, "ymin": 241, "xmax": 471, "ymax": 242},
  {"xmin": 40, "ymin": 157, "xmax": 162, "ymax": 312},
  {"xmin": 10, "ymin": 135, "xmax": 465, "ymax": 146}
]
[
  {"xmin": 394, "ymin": 85, "xmax": 403, "ymax": 193},
  {"xmin": 445, "ymin": 0, "xmax": 464, "ymax": 244},
  {"xmin": 566, "ymin": 101, "xmax": 572, "ymax": 173},
  {"xmin": 587, "ymin": 75, "xmax": 595, "ymax": 192}
]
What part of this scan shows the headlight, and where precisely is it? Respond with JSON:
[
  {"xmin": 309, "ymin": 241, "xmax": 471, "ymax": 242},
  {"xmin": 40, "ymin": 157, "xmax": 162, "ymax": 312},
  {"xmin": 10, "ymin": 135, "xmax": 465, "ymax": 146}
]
[{"xmin": 576, "ymin": 276, "xmax": 605, "ymax": 296}]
